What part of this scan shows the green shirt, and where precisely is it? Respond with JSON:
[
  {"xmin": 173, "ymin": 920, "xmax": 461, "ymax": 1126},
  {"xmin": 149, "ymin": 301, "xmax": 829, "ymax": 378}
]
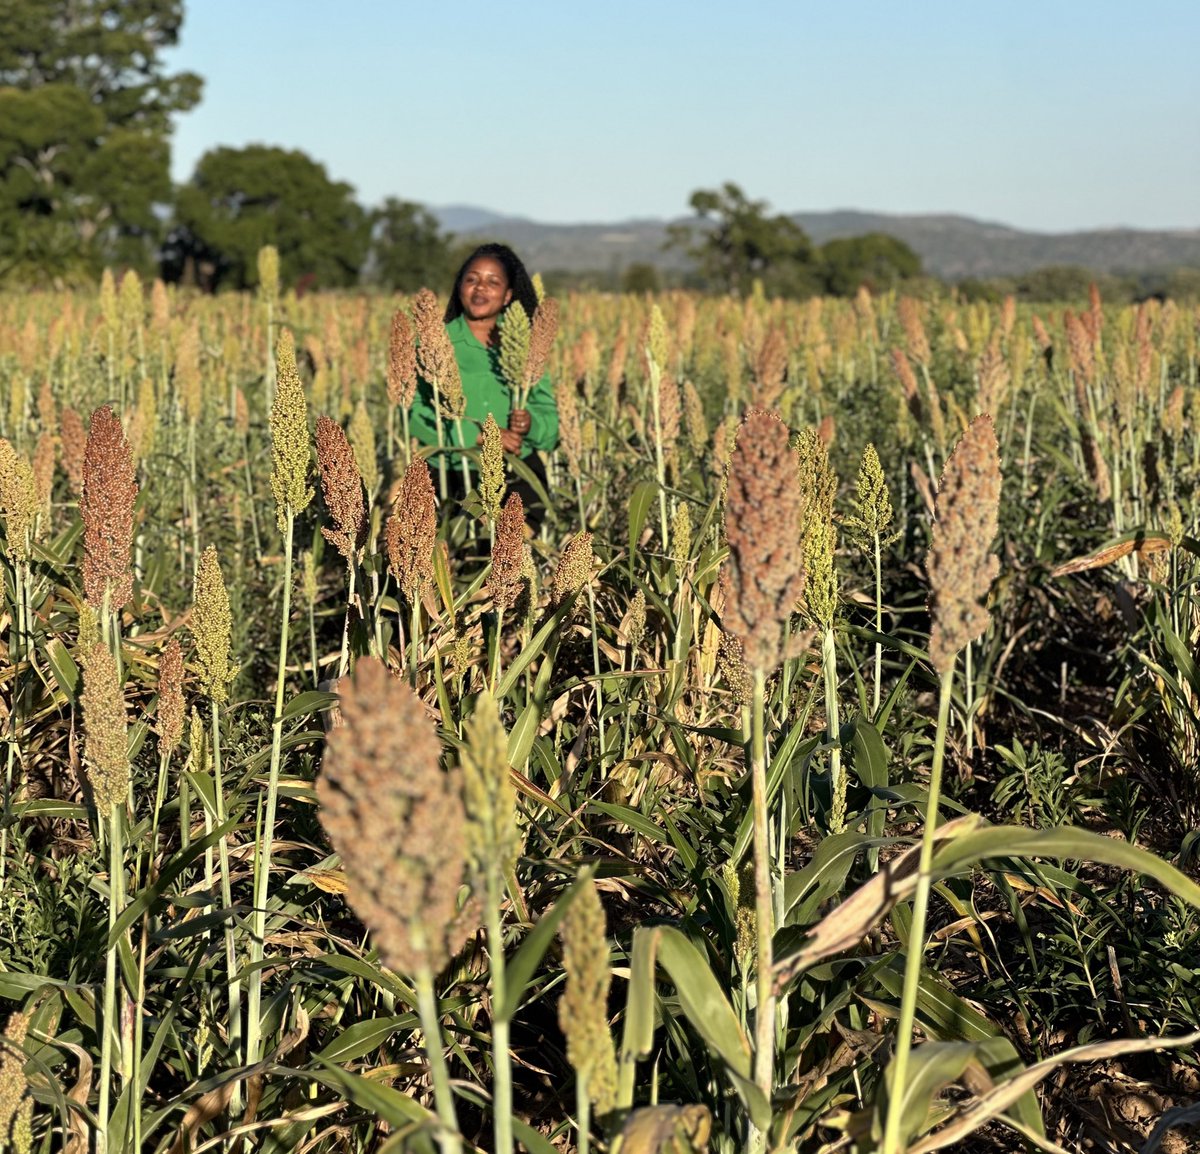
[{"xmin": 408, "ymin": 314, "xmax": 558, "ymax": 460}]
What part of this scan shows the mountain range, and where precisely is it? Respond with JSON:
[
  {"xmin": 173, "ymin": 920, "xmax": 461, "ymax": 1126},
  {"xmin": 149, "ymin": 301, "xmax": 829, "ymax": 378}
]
[{"xmin": 432, "ymin": 205, "xmax": 1200, "ymax": 282}]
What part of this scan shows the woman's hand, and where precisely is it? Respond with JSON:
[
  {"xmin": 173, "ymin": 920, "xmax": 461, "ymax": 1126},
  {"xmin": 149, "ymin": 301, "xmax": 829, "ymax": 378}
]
[{"xmin": 502, "ymin": 408, "xmax": 530, "ymax": 454}]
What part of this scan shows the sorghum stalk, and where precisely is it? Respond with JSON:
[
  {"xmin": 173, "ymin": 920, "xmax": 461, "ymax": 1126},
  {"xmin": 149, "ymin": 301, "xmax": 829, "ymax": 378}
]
[
  {"xmin": 315, "ymin": 415, "xmax": 367, "ymax": 679},
  {"xmin": 720, "ymin": 410, "xmax": 805, "ymax": 1150},
  {"xmin": 487, "ymin": 494, "xmax": 525, "ymax": 692},
  {"xmin": 414, "ymin": 963, "xmax": 463, "ymax": 1154},
  {"xmin": 191, "ymin": 547, "xmax": 241, "ymax": 1079},
  {"xmin": 300, "ymin": 549, "xmax": 320, "ymax": 688},
  {"xmin": 462, "ymin": 695, "xmax": 519, "ymax": 1154},
  {"xmin": 249, "ymin": 331, "xmax": 312, "ymax": 1065},
  {"xmin": 847, "ymin": 444, "xmax": 897, "ymax": 718},
  {"xmin": 882, "ymin": 667, "xmax": 953, "ymax": 1154},
  {"xmin": 798, "ymin": 429, "xmax": 842, "ymax": 830},
  {"xmin": 749, "ymin": 666, "xmax": 772, "ymax": 1106},
  {"xmin": 883, "ymin": 414, "xmax": 1001, "ymax": 1154},
  {"xmin": 413, "ymin": 289, "xmax": 455, "ymax": 502},
  {"xmin": 317, "ymin": 658, "xmax": 472, "ymax": 1154},
  {"xmin": 259, "ymin": 245, "xmax": 279, "ymax": 403},
  {"xmin": 81, "ymin": 641, "xmax": 130, "ymax": 1154},
  {"xmin": 648, "ymin": 358, "xmax": 670, "ymax": 552},
  {"xmin": 559, "ymin": 876, "xmax": 618, "ymax": 1154},
  {"xmin": 385, "ymin": 457, "xmax": 437, "ymax": 685}
]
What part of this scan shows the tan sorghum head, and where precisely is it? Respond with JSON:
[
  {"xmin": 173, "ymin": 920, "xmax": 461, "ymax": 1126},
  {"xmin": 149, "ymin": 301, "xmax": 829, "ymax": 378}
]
[
  {"xmin": 317, "ymin": 656, "xmax": 473, "ymax": 976},
  {"xmin": 479, "ymin": 414, "xmax": 505, "ymax": 524},
  {"xmin": 721, "ymin": 410, "xmax": 806, "ymax": 675},
  {"xmin": 682, "ymin": 379, "xmax": 707, "ymax": 458},
  {"xmin": 81, "ymin": 405, "xmax": 138, "ymax": 609},
  {"xmin": 59, "ymin": 406, "xmax": 87, "ymax": 496},
  {"xmin": 315, "ymin": 415, "xmax": 367, "ymax": 561},
  {"xmin": 525, "ymin": 297, "xmax": 559, "ymax": 391},
  {"xmin": 386, "ymin": 308, "xmax": 418, "ymax": 408},
  {"xmin": 156, "ymin": 636, "xmax": 186, "ymax": 757},
  {"xmin": 0, "ymin": 1010, "xmax": 31, "ymax": 1144},
  {"xmin": 898, "ymin": 296, "xmax": 931, "ymax": 364},
  {"xmin": 81, "ymin": 642, "xmax": 129, "ymax": 816},
  {"xmin": 926, "ymin": 413, "xmax": 1002, "ymax": 673},
  {"xmin": 558, "ymin": 876, "xmax": 618, "ymax": 1115},
  {"xmin": 555, "ymin": 378, "xmax": 583, "ymax": 480},
  {"xmin": 269, "ymin": 329, "xmax": 314, "ymax": 532},
  {"xmin": 499, "ymin": 300, "xmax": 532, "ymax": 394},
  {"xmin": 488, "ymin": 493, "xmax": 526, "ymax": 612},
  {"xmin": 412, "ymin": 289, "xmax": 463, "ymax": 416},
  {"xmin": 752, "ymin": 324, "xmax": 789, "ymax": 409},
  {"xmin": 385, "ymin": 456, "xmax": 438, "ymax": 602},
  {"xmin": 461, "ymin": 691, "xmax": 520, "ymax": 884},
  {"xmin": 191, "ymin": 546, "xmax": 237, "ymax": 704},
  {"xmin": 551, "ymin": 531, "xmax": 594, "ymax": 605}
]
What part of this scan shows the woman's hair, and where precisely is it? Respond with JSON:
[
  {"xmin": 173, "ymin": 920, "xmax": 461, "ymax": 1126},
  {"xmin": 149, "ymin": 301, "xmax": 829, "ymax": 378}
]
[{"xmin": 443, "ymin": 243, "xmax": 541, "ymax": 323}]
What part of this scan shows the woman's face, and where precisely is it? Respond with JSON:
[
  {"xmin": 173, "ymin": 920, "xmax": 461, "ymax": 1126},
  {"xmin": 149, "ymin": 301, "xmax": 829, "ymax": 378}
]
[{"xmin": 459, "ymin": 256, "xmax": 512, "ymax": 324}]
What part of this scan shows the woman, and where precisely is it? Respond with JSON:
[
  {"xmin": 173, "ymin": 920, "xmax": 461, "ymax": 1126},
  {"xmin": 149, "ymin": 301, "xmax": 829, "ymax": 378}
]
[{"xmin": 408, "ymin": 243, "xmax": 558, "ymax": 522}]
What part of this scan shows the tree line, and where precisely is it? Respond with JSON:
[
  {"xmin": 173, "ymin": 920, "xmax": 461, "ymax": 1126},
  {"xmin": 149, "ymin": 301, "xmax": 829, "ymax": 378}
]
[{"xmin": 0, "ymin": 2, "xmax": 925, "ymax": 297}]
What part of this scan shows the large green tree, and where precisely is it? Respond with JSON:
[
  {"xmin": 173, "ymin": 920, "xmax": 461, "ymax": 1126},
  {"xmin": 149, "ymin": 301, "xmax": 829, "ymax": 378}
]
[
  {"xmin": 168, "ymin": 146, "xmax": 371, "ymax": 291},
  {"xmin": 668, "ymin": 182, "xmax": 820, "ymax": 298},
  {"xmin": 0, "ymin": 0, "xmax": 202, "ymax": 281},
  {"xmin": 366, "ymin": 197, "xmax": 452, "ymax": 291},
  {"xmin": 819, "ymin": 233, "xmax": 922, "ymax": 296}
]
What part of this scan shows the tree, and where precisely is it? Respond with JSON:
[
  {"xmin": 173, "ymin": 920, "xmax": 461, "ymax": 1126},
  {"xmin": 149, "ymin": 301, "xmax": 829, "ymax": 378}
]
[
  {"xmin": 667, "ymin": 182, "xmax": 819, "ymax": 298},
  {"xmin": 366, "ymin": 197, "xmax": 452, "ymax": 291},
  {"xmin": 819, "ymin": 233, "xmax": 922, "ymax": 296},
  {"xmin": 167, "ymin": 146, "xmax": 371, "ymax": 291},
  {"xmin": 621, "ymin": 261, "xmax": 661, "ymax": 294},
  {"xmin": 0, "ymin": 0, "xmax": 202, "ymax": 280}
]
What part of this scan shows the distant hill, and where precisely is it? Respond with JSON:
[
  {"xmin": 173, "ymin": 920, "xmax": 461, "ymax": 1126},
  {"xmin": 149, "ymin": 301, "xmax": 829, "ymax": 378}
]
[{"xmin": 432, "ymin": 205, "xmax": 1200, "ymax": 281}]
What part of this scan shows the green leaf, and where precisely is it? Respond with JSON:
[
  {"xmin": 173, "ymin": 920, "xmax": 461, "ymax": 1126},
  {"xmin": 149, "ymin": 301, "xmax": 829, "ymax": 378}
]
[
  {"xmin": 848, "ymin": 715, "xmax": 889, "ymax": 867},
  {"xmin": 782, "ymin": 829, "xmax": 892, "ymax": 926},
  {"xmin": 110, "ymin": 819, "xmax": 236, "ymax": 944},
  {"xmin": 314, "ymin": 1014, "xmax": 418, "ymax": 1064},
  {"xmin": 497, "ymin": 876, "xmax": 586, "ymax": 1020},
  {"xmin": 628, "ymin": 480, "xmax": 658, "ymax": 560},
  {"xmin": 281, "ymin": 689, "xmax": 339, "ymax": 721},
  {"xmin": 732, "ymin": 725, "xmax": 823, "ymax": 864},
  {"xmin": 646, "ymin": 925, "xmax": 771, "ymax": 1129},
  {"xmin": 881, "ymin": 1040, "xmax": 985, "ymax": 1148},
  {"xmin": 44, "ymin": 637, "xmax": 81, "ymax": 700},
  {"xmin": 506, "ymin": 701, "xmax": 540, "ymax": 770},
  {"xmin": 618, "ymin": 924, "xmax": 660, "ymax": 1109},
  {"xmin": 871, "ymin": 965, "xmax": 996, "ymax": 1043},
  {"xmin": 300, "ymin": 1060, "xmax": 437, "ymax": 1153},
  {"xmin": 652, "ymin": 928, "xmax": 751, "ymax": 1076},
  {"xmin": 494, "ymin": 596, "xmax": 576, "ymax": 700},
  {"xmin": 591, "ymin": 800, "xmax": 672, "ymax": 845},
  {"xmin": 316, "ymin": 954, "xmax": 417, "ymax": 1005},
  {"xmin": 932, "ymin": 825, "xmax": 1200, "ymax": 908}
]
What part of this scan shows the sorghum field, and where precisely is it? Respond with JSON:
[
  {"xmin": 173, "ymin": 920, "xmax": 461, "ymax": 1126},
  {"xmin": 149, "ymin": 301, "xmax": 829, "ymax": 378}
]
[{"xmin": 1, "ymin": 261, "xmax": 1199, "ymax": 1154}]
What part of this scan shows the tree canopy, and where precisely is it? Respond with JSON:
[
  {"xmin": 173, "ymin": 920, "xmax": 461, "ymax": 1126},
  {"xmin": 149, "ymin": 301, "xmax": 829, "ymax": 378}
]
[
  {"xmin": 819, "ymin": 232, "xmax": 922, "ymax": 296},
  {"xmin": 366, "ymin": 197, "xmax": 453, "ymax": 292},
  {"xmin": 167, "ymin": 146, "xmax": 372, "ymax": 291},
  {"xmin": 668, "ymin": 182, "xmax": 819, "ymax": 298},
  {"xmin": 0, "ymin": 0, "xmax": 202, "ymax": 280}
]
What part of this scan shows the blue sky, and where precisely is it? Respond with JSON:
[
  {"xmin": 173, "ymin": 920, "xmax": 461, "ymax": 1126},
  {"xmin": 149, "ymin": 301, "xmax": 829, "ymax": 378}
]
[{"xmin": 164, "ymin": 1, "xmax": 1200, "ymax": 232}]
